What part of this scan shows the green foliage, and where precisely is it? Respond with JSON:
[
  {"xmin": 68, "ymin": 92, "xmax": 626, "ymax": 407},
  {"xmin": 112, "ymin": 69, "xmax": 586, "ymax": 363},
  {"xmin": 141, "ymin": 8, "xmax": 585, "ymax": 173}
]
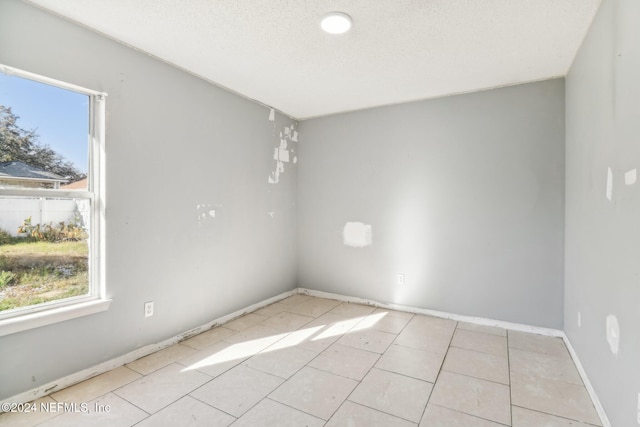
[
  {"xmin": 0, "ymin": 105, "xmax": 85, "ymax": 181},
  {"xmin": 0, "ymin": 229, "xmax": 14, "ymax": 245},
  {"xmin": 17, "ymin": 217, "xmax": 88, "ymax": 242},
  {"xmin": 0, "ymin": 270, "xmax": 17, "ymax": 288}
]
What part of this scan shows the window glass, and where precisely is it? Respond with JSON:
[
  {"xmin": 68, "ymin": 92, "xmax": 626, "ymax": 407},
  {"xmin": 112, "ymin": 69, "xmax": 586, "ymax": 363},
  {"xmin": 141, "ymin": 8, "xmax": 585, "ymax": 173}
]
[{"xmin": 0, "ymin": 69, "xmax": 97, "ymax": 314}]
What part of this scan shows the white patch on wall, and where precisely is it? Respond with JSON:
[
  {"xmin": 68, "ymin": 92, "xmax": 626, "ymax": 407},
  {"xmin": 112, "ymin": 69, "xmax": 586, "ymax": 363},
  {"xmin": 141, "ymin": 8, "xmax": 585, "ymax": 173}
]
[
  {"xmin": 606, "ymin": 167, "xmax": 613, "ymax": 201},
  {"xmin": 343, "ymin": 222, "xmax": 373, "ymax": 248},
  {"xmin": 625, "ymin": 168, "xmax": 637, "ymax": 186},
  {"xmin": 196, "ymin": 204, "xmax": 220, "ymax": 224},
  {"xmin": 268, "ymin": 118, "xmax": 298, "ymax": 184},
  {"xmin": 267, "ymin": 211, "xmax": 275, "ymax": 218},
  {"xmin": 606, "ymin": 314, "xmax": 620, "ymax": 355},
  {"xmin": 268, "ymin": 108, "xmax": 275, "ymax": 121}
]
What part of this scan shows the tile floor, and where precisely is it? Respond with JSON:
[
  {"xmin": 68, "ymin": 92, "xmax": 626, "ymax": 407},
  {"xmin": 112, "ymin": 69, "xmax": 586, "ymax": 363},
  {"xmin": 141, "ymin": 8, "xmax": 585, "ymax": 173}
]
[{"xmin": 1, "ymin": 295, "xmax": 603, "ymax": 426}]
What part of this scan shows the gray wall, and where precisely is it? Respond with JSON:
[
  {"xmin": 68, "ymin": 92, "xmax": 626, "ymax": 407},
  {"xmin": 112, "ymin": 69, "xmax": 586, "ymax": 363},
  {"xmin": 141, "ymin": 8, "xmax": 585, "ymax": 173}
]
[
  {"xmin": 298, "ymin": 79, "xmax": 565, "ymax": 328},
  {"xmin": 0, "ymin": 0, "xmax": 297, "ymax": 399},
  {"xmin": 565, "ymin": 0, "xmax": 640, "ymax": 424}
]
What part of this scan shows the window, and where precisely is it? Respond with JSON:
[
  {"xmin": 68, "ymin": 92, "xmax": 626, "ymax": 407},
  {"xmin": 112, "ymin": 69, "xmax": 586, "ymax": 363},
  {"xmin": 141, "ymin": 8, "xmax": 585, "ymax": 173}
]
[{"xmin": 0, "ymin": 64, "xmax": 108, "ymax": 335}]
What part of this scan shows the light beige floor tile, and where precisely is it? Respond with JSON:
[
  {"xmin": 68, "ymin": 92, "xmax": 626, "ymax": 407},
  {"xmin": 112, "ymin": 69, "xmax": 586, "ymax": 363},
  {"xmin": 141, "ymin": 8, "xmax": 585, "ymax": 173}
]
[
  {"xmin": 223, "ymin": 324, "xmax": 287, "ymax": 346},
  {"xmin": 509, "ymin": 348, "xmax": 582, "ymax": 385},
  {"xmin": 126, "ymin": 344, "xmax": 196, "ymax": 375},
  {"xmin": 308, "ymin": 343, "xmax": 380, "ymax": 380},
  {"xmin": 326, "ymin": 401, "xmax": 417, "ymax": 427},
  {"xmin": 457, "ymin": 322, "xmax": 507, "ymax": 337},
  {"xmin": 260, "ymin": 311, "xmax": 314, "ymax": 332},
  {"xmin": 232, "ymin": 398, "xmax": 324, "ymax": 427},
  {"xmin": 285, "ymin": 297, "xmax": 342, "ymax": 317},
  {"xmin": 38, "ymin": 393, "xmax": 147, "ymax": 427},
  {"xmin": 430, "ymin": 371, "xmax": 511, "ymax": 425},
  {"xmin": 451, "ymin": 329, "xmax": 508, "ymax": 357},
  {"xmin": 349, "ymin": 368, "xmax": 432, "ymax": 423},
  {"xmin": 286, "ymin": 313, "xmax": 362, "ymax": 352},
  {"xmin": 269, "ymin": 366, "xmax": 357, "ymax": 420},
  {"xmin": 511, "ymin": 371, "xmax": 601, "ymax": 425},
  {"xmin": 114, "ymin": 363, "xmax": 211, "ymax": 414},
  {"xmin": 253, "ymin": 302, "xmax": 290, "ymax": 317},
  {"xmin": 135, "ymin": 396, "xmax": 234, "ymax": 427},
  {"xmin": 420, "ymin": 404, "xmax": 506, "ymax": 427},
  {"xmin": 180, "ymin": 327, "xmax": 236, "ymax": 350},
  {"xmin": 278, "ymin": 294, "xmax": 313, "ymax": 306},
  {"xmin": 367, "ymin": 313, "xmax": 412, "ymax": 334},
  {"xmin": 189, "ymin": 365, "xmax": 282, "ymax": 417},
  {"xmin": 51, "ymin": 366, "xmax": 142, "ymax": 403},
  {"xmin": 327, "ymin": 302, "xmax": 376, "ymax": 317},
  {"xmin": 508, "ymin": 331, "xmax": 568, "ymax": 357},
  {"xmin": 373, "ymin": 307, "xmax": 415, "ymax": 320},
  {"xmin": 223, "ymin": 313, "xmax": 270, "ymax": 331},
  {"xmin": 178, "ymin": 340, "xmax": 249, "ymax": 378},
  {"xmin": 394, "ymin": 315, "xmax": 456, "ymax": 351},
  {"xmin": 337, "ymin": 328, "xmax": 396, "ymax": 353},
  {"xmin": 5, "ymin": 295, "xmax": 606, "ymax": 427},
  {"xmin": 443, "ymin": 347, "xmax": 509, "ymax": 385},
  {"xmin": 0, "ymin": 396, "xmax": 61, "ymax": 427},
  {"xmin": 243, "ymin": 345, "xmax": 318, "ymax": 379},
  {"xmin": 512, "ymin": 406, "xmax": 598, "ymax": 426},
  {"xmin": 375, "ymin": 344, "xmax": 446, "ymax": 383}
]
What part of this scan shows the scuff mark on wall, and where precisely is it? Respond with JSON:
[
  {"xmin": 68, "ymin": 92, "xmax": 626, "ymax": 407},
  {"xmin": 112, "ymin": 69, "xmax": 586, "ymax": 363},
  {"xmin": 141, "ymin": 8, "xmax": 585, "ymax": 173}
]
[
  {"xmin": 268, "ymin": 115, "xmax": 298, "ymax": 184},
  {"xmin": 343, "ymin": 222, "xmax": 373, "ymax": 248},
  {"xmin": 606, "ymin": 314, "xmax": 620, "ymax": 355},
  {"xmin": 606, "ymin": 167, "xmax": 613, "ymax": 200}
]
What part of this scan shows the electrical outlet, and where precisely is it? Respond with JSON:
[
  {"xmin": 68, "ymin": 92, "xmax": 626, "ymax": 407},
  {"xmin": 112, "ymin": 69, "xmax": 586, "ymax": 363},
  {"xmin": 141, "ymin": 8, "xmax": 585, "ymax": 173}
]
[
  {"xmin": 397, "ymin": 274, "xmax": 405, "ymax": 285},
  {"xmin": 144, "ymin": 301, "xmax": 154, "ymax": 317}
]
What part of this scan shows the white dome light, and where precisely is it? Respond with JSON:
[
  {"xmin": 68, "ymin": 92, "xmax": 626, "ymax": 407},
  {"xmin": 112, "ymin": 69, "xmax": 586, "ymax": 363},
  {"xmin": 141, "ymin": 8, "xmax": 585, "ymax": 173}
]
[{"xmin": 321, "ymin": 12, "xmax": 352, "ymax": 34}]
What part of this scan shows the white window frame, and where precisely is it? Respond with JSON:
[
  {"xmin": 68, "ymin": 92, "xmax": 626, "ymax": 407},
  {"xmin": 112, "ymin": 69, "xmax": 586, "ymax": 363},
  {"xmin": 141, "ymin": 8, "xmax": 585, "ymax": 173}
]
[{"xmin": 0, "ymin": 64, "xmax": 110, "ymax": 336}]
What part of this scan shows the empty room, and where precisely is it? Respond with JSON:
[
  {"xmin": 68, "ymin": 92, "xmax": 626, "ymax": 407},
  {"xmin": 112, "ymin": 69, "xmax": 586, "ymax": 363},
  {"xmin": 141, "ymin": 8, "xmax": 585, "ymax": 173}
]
[{"xmin": 0, "ymin": 0, "xmax": 638, "ymax": 426}]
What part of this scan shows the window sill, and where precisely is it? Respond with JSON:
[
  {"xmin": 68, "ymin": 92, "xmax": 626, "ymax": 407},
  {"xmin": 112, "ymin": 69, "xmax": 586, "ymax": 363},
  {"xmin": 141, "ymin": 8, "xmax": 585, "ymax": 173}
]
[{"xmin": 0, "ymin": 299, "xmax": 112, "ymax": 337}]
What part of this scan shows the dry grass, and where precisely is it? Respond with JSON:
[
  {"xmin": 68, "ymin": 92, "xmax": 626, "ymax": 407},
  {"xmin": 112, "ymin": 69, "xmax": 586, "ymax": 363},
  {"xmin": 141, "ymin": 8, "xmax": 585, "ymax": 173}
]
[{"xmin": 0, "ymin": 240, "xmax": 88, "ymax": 311}]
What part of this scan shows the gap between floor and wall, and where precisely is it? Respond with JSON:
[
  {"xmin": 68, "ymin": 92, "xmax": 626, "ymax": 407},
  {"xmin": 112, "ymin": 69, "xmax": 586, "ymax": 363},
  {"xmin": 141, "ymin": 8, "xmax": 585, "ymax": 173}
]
[{"xmin": 0, "ymin": 288, "xmax": 611, "ymax": 426}]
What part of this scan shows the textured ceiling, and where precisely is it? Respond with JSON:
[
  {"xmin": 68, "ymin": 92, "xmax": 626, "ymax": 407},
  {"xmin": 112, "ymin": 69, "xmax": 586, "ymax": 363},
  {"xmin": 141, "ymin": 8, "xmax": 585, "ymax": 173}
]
[{"xmin": 26, "ymin": 0, "xmax": 600, "ymax": 119}]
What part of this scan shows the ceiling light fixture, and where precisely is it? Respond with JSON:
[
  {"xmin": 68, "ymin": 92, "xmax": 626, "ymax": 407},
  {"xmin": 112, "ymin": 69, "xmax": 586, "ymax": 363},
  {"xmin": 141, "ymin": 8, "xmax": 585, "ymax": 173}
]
[{"xmin": 321, "ymin": 12, "xmax": 352, "ymax": 34}]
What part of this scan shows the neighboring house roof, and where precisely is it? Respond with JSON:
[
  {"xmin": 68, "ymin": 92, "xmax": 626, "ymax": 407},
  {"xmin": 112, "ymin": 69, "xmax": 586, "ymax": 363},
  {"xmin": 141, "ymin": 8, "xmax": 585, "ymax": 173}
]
[
  {"xmin": 61, "ymin": 177, "xmax": 87, "ymax": 189},
  {"xmin": 0, "ymin": 161, "xmax": 68, "ymax": 183}
]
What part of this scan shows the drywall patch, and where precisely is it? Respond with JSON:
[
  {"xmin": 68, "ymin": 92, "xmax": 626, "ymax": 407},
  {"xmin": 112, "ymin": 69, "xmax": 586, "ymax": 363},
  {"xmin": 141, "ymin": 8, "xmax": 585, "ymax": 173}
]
[
  {"xmin": 625, "ymin": 168, "xmax": 637, "ymax": 186},
  {"xmin": 343, "ymin": 222, "xmax": 373, "ymax": 247},
  {"xmin": 196, "ymin": 204, "xmax": 220, "ymax": 224},
  {"xmin": 606, "ymin": 167, "xmax": 613, "ymax": 201},
  {"xmin": 268, "ymin": 120, "xmax": 298, "ymax": 184},
  {"xmin": 606, "ymin": 314, "xmax": 620, "ymax": 355}
]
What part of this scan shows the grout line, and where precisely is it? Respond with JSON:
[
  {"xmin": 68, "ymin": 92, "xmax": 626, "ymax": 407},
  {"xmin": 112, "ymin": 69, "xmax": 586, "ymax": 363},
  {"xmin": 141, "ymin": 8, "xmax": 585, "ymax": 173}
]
[
  {"xmin": 417, "ymin": 319, "xmax": 458, "ymax": 424},
  {"xmin": 511, "ymin": 404, "xmax": 604, "ymax": 427},
  {"xmin": 428, "ymin": 402, "xmax": 511, "ymax": 427}
]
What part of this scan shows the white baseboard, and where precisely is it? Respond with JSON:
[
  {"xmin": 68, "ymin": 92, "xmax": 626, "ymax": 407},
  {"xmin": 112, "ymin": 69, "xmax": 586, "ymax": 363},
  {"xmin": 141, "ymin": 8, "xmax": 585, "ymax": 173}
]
[
  {"xmin": 297, "ymin": 288, "xmax": 564, "ymax": 337},
  {"xmin": 3, "ymin": 287, "xmax": 609, "ymax": 427},
  {"xmin": 1, "ymin": 289, "xmax": 297, "ymax": 407},
  {"xmin": 561, "ymin": 333, "xmax": 611, "ymax": 427}
]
